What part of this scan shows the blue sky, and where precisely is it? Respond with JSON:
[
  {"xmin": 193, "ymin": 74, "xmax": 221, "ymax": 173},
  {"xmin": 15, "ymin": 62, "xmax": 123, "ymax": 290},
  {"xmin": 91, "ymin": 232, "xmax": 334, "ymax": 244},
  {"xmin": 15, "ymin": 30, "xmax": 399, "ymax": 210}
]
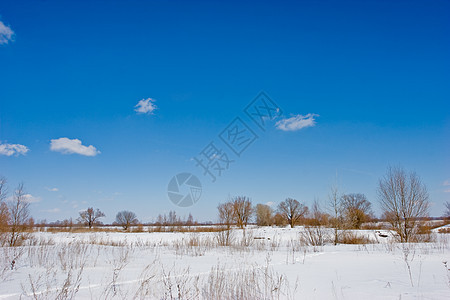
[{"xmin": 0, "ymin": 0, "xmax": 449, "ymax": 223}]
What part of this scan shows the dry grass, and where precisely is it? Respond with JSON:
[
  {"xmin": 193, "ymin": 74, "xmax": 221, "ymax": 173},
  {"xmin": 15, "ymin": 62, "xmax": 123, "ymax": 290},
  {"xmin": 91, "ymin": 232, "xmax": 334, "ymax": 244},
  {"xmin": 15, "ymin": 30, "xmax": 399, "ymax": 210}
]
[
  {"xmin": 45, "ymin": 227, "xmax": 122, "ymax": 234},
  {"xmin": 149, "ymin": 225, "xmax": 225, "ymax": 233},
  {"xmin": 340, "ymin": 231, "xmax": 373, "ymax": 244},
  {"xmin": 438, "ymin": 227, "xmax": 450, "ymax": 234}
]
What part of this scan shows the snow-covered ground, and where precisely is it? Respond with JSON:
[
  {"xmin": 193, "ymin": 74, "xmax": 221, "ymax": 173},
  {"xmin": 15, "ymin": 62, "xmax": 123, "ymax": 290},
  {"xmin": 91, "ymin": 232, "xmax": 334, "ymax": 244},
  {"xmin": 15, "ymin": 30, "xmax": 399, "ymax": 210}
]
[{"xmin": 0, "ymin": 227, "xmax": 449, "ymax": 299}]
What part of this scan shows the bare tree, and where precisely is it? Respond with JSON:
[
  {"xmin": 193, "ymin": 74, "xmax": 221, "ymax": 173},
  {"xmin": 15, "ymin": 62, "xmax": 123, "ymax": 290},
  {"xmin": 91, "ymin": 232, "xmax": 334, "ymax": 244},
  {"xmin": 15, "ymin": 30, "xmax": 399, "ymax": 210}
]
[
  {"xmin": 328, "ymin": 184, "xmax": 343, "ymax": 245},
  {"xmin": 167, "ymin": 210, "xmax": 180, "ymax": 226},
  {"xmin": 115, "ymin": 210, "xmax": 138, "ymax": 230},
  {"xmin": 273, "ymin": 212, "xmax": 287, "ymax": 226},
  {"xmin": 186, "ymin": 213, "xmax": 195, "ymax": 226},
  {"xmin": 0, "ymin": 202, "xmax": 9, "ymax": 231},
  {"xmin": 301, "ymin": 200, "xmax": 330, "ymax": 246},
  {"xmin": 308, "ymin": 199, "xmax": 329, "ymax": 226},
  {"xmin": 377, "ymin": 166, "xmax": 429, "ymax": 243},
  {"xmin": 0, "ymin": 177, "xmax": 11, "ymax": 244},
  {"xmin": 277, "ymin": 198, "xmax": 308, "ymax": 228},
  {"xmin": 341, "ymin": 193, "xmax": 372, "ymax": 229},
  {"xmin": 9, "ymin": 183, "xmax": 31, "ymax": 246},
  {"xmin": 231, "ymin": 196, "xmax": 253, "ymax": 229},
  {"xmin": 218, "ymin": 202, "xmax": 234, "ymax": 229},
  {"xmin": 217, "ymin": 202, "xmax": 235, "ymax": 246},
  {"xmin": 444, "ymin": 201, "xmax": 450, "ymax": 219},
  {"xmin": 255, "ymin": 204, "xmax": 273, "ymax": 226},
  {"xmin": 78, "ymin": 207, "xmax": 105, "ymax": 229}
]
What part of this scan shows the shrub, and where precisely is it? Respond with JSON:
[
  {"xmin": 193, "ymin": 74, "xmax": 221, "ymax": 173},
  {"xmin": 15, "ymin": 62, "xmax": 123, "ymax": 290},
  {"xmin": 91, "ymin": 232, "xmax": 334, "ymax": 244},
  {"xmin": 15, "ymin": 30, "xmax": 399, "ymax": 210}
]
[{"xmin": 340, "ymin": 231, "xmax": 372, "ymax": 244}]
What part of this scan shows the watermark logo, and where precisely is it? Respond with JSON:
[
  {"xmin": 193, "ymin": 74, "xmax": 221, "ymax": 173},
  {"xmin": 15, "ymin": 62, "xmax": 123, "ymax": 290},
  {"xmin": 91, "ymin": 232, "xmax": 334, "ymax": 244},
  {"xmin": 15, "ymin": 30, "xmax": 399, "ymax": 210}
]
[
  {"xmin": 245, "ymin": 91, "xmax": 283, "ymax": 130},
  {"xmin": 167, "ymin": 173, "xmax": 202, "ymax": 207},
  {"xmin": 219, "ymin": 117, "xmax": 258, "ymax": 157},
  {"xmin": 168, "ymin": 91, "xmax": 282, "ymax": 207}
]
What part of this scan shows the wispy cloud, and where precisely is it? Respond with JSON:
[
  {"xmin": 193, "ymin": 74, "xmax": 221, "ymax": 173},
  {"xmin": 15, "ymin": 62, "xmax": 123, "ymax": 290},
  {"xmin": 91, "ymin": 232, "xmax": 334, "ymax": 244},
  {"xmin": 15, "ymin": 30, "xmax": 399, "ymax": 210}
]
[
  {"xmin": 46, "ymin": 187, "xmax": 59, "ymax": 192},
  {"xmin": 135, "ymin": 98, "xmax": 157, "ymax": 114},
  {"xmin": 443, "ymin": 180, "xmax": 450, "ymax": 186},
  {"xmin": 275, "ymin": 113, "xmax": 318, "ymax": 131},
  {"xmin": 0, "ymin": 142, "xmax": 29, "ymax": 156},
  {"xmin": 0, "ymin": 21, "xmax": 14, "ymax": 45},
  {"xmin": 50, "ymin": 137, "xmax": 100, "ymax": 156},
  {"xmin": 23, "ymin": 194, "xmax": 41, "ymax": 203},
  {"xmin": 42, "ymin": 208, "xmax": 60, "ymax": 213}
]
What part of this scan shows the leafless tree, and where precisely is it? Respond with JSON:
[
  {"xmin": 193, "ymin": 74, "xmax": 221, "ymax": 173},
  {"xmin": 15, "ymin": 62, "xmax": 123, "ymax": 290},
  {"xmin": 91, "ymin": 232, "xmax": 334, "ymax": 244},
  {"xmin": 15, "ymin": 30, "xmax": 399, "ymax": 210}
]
[
  {"xmin": 115, "ymin": 210, "xmax": 138, "ymax": 230},
  {"xmin": 308, "ymin": 199, "xmax": 329, "ymax": 226},
  {"xmin": 273, "ymin": 212, "xmax": 287, "ymax": 226},
  {"xmin": 444, "ymin": 201, "xmax": 450, "ymax": 219},
  {"xmin": 341, "ymin": 193, "xmax": 372, "ymax": 229},
  {"xmin": 255, "ymin": 204, "xmax": 273, "ymax": 226},
  {"xmin": 0, "ymin": 202, "xmax": 9, "ymax": 230},
  {"xmin": 217, "ymin": 202, "xmax": 235, "ymax": 246},
  {"xmin": 231, "ymin": 196, "xmax": 253, "ymax": 229},
  {"xmin": 377, "ymin": 166, "xmax": 430, "ymax": 243},
  {"xmin": 328, "ymin": 184, "xmax": 343, "ymax": 245},
  {"xmin": 277, "ymin": 198, "xmax": 308, "ymax": 228},
  {"xmin": 167, "ymin": 210, "xmax": 180, "ymax": 226},
  {"xmin": 8, "ymin": 183, "xmax": 31, "ymax": 246},
  {"xmin": 218, "ymin": 202, "xmax": 234, "ymax": 229},
  {"xmin": 0, "ymin": 177, "xmax": 11, "ymax": 244},
  {"xmin": 302, "ymin": 200, "xmax": 330, "ymax": 246},
  {"xmin": 186, "ymin": 213, "xmax": 195, "ymax": 226},
  {"xmin": 78, "ymin": 207, "xmax": 105, "ymax": 229}
]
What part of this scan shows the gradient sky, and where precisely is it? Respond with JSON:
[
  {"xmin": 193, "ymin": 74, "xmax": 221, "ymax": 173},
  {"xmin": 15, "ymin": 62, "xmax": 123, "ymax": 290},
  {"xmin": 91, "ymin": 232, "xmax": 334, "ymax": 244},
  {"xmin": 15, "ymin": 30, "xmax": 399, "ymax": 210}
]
[{"xmin": 0, "ymin": 0, "xmax": 449, "ymax": 223}]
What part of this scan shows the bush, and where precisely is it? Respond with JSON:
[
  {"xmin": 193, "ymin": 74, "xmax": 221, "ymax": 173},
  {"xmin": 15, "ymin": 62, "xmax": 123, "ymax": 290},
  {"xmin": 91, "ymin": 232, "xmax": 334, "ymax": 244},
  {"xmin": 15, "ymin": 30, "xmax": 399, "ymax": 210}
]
[
  {"xmin": 438, "ymin": 227, "xmax": 450, "ymax": 234},
  {"xmin": 340, "ymin": 231, "xmax": 372, "ymax": 244}
]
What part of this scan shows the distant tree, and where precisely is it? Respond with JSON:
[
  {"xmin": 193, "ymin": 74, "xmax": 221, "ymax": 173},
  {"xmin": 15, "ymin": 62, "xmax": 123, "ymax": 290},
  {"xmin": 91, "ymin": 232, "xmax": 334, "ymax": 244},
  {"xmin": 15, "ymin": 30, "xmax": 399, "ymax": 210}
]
[
  {"xmin": 218, "ymin": 202, "xmax": 234, "ymax": 229},
  {"xmin": 0, "ymin": 202, "xmax": 10, "ymax": 231},
  {"xmin": 328, "ymin": 184, "xmax": 343, "ymax": 245},
  {"xmin": 255, "ymin": 204, "xmax": 273, "ymax": 226},
  {"xmin": 62, "ymin": 218, "xmax": 74, "ymax": 229},
  {"xmin": 277, "ymin": 198, "xmax": 308, "ymax": 228},
  {"xmin": 0, "ymin": 177, "xmax": 10, "ymax": 236},
  {"xmin": 78, "ymin": 207, "xmax": 105, "ymax": 229},
  {"xmin": 341, "ymin": 193, "xmax": 372, "ymax": 229},
  {"xmin": 231, "ymin": 196, "xmax": 253, "ymax": 229},
  {"xmin": 186, "ymin": 213, "xmax": 195, "ymax": 226},
  {"xmin": 155, "ymin": 214, "xmax": 166, "ymax": 226},
  {"xmin": 444, "ymin": 201, "xmax": 450, "ymax": 219},
  {"xmin": 167, "ymin": 210, "xmax": 180, "ymax": 226},
  {"xmin": 308, "ymin": 200, "xmax": 329, "ymax": 226},
  {"xmin": 273, "ymin": 212, "xmax": 287, "ymax": 227},
  {"xmin": 115, "ymin": 210, "xmax": 138, "ymax": 230},
  {"xmin": 217, "ymin": 201, "xmax": 235, "ymax": 246},
  {"xmin": 378, "ymin": 166, "xmax": 429, "ymax": 242},
  {"xmin": 8, "ymin": 183, "xmax": 31, "ymax": 246}
]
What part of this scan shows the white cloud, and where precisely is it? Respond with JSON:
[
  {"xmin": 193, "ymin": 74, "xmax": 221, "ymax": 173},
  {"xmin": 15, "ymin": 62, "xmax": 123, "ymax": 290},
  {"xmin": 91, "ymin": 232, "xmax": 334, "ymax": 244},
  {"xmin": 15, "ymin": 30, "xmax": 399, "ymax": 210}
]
[
  {"xmin": 443, "ymin": 180, "xmax": 450, "ymax": 186},
  {"xmin": 50, "ymin": 137, "xmax": 100, "ymax": 156},
  {"xmin": 23, "ymin": 194, "xmax": 41, "ymax": 203},
  {"xmin": 135, "ymin": 98, "xmax": 157, "ymax": 114},
  {"xmin": 266, "ymin": 201, "xmax": 274, "ymax": 207},
  {"xmin": 46, "ymin": 187, "xmax": 59, "ymax": 192},
  {"xmin": 275, "ymin": 113, "xmax": 319, "ymax": 131},
  {"xmin": 0, "ymin": 142, "xmax": 29, "ymax": 156},
  {"xmin": 0, "ymin": 21, "xmax": 14, "ymax": 45}
]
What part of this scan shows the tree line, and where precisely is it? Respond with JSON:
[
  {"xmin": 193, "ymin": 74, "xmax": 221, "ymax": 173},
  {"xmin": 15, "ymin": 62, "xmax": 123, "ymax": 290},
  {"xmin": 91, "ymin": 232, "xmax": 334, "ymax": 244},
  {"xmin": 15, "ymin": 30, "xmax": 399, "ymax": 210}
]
[
  {"xmin": 216, "ymin": 167, "xmax": 446, "ymax": 243},
  {"xmin": 1, "ymin": 166, "xmax": 449, "ymax": 245}
]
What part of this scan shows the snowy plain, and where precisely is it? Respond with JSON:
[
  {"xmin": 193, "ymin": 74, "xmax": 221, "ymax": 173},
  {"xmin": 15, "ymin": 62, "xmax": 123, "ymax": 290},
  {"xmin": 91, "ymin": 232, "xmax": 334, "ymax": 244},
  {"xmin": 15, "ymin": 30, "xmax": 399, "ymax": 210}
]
[{"xmin": 0, "ymin": 226, "xmax": 449, "ymax": 299}]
